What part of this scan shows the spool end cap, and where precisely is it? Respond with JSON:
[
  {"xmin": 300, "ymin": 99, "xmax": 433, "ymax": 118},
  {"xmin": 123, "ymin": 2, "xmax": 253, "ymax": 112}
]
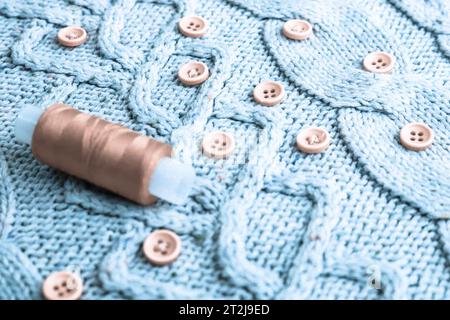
[
  {"xmin": 149, "ymin": 157, "xmax": 196, "ymax": 205},
  {"xmin": 15, "ymin": 105, "xmax": 45, "ymax": 145}
]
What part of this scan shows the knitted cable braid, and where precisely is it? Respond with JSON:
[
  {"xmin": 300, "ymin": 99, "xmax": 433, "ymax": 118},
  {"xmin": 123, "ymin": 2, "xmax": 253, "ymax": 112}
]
[{"xmin": 0, "ymin": 0, "xmax": 449, "ymax": 299}]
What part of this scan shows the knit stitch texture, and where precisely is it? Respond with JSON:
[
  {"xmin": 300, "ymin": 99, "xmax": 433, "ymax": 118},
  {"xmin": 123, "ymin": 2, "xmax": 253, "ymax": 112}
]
[{"xmin": 0, "ymin": 0, "xmax": 449, "ymax": 299}]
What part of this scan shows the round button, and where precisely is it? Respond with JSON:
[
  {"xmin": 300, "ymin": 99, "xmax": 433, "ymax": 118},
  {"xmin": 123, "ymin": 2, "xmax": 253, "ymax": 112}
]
[
  {"xmin": 143, "ymin": 229, "xmax": 181, "ymax": 266},
  {"xmin": 283, "ymin": 20, "xmax": 313, "ymax": 40},
  {"xmin": 178, "ymin": 16, "xmax": 208, "ymax": 37},
  {"xmin": 400, "ymin": 122, "xmax": 433, "ymax": 151},
  {"xmin": 178, "ymin": 61, "xmax": 209, "ymax": 86},
  {"xmin": 363, "ymin": 52, "xmax": 395, "ymax": 73},
  {"xmin": 296, "ymin": 127, "xmax": 330, "ymax": 154},
  {"xmin": 57, "ymin": 26, "xmax": 87, "ymax": 47},
  {"xmin": 253, "ymin": 81, "xmax": 285, "ymax": 106},
  {"xmin": 42, "ymin": 271, "xmax": 83, "ymax": 300},
  {"xmin": 202, "ymin": 131, "xmax": 235, "ymax": 159}
]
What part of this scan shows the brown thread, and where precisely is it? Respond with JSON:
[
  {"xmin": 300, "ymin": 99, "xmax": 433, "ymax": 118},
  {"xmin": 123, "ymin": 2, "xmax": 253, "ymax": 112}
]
[{"xmin": 32, "ymin": 103, "xmax": 172, "ymax": 205}]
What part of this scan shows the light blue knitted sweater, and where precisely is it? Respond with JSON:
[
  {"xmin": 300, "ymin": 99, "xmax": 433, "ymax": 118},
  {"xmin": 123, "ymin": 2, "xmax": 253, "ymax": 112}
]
[{"xmin": 0, "ymin": 0, "xmax": 449, "ymax": 300}]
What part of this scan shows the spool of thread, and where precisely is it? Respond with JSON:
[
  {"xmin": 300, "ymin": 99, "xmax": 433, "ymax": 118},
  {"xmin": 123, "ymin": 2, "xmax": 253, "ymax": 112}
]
[{"xmin": 15, "ymin": 103, "xmax": 196, "ymax": 205}]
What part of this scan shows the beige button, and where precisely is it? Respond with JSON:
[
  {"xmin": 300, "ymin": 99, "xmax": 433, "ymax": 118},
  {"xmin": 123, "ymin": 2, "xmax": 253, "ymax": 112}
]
[
  {"xmin": 296, "ymin": 127, "xmax": 330, "ymax": 154},
  {"xmin": 42, "ymin": 271, "xmax": 83, "ymax": 300},
  {"xmin": 253, "ymin": 81, "xmax": 285, "ymax": 106},
  {"xmin": 57, "ymin": 26, "xmax": 87, "ymax": 47},
  {"xmin": 178, "ymin": 61, "xmax": 209, "ymax": 86},
  {"xmin": 400, "ymin": 122, "xmax": 433, "ymax": 151},
  {"xmin": 202, "ymin": 131, "xmax": 235, "ymax": 159},
  {"xmin": 143, "ymin": 229, "xmax": 181, "ymax": 266},
  {"xmin": 363, "ymin": 52, "xmax": 395, "ymax": 73},
  {"xmin": 178, "ymin": 16, "xmax": 208, "ymax": 37},
  {"xmin": 283, "ymin": 20, "xmax": 313, "ymax": 40}
]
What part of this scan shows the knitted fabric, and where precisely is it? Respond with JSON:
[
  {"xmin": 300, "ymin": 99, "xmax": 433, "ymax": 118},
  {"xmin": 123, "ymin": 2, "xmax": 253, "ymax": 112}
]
[{"xmin": 0, "ymin": 0, "xmax": 449, "ymax": 300}]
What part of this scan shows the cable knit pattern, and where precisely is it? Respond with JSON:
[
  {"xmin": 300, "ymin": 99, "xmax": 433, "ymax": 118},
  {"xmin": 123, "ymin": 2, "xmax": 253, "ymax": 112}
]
[{"xmin": 0, "ymin": 0, "xmax": 449, "ymax": 300}]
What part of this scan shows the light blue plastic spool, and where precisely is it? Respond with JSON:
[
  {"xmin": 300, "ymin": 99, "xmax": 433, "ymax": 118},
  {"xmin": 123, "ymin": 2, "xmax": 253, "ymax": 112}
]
[{"xmin": 15, "ymin": 105, "xmax": 196, "ymax": 205}]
